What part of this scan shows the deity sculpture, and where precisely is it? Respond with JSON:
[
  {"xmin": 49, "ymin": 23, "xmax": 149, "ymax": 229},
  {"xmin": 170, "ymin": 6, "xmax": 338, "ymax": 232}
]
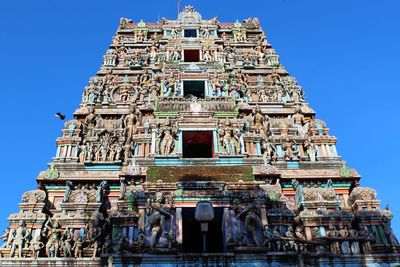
[
  {"xmin": 156, "ymin": 119, "xmax": 177, "ymax": 155},
  {"xmin": 30, "ymin": 235, "xmax": 44, "ymax": 258},
  {"xmin": 10, "ymin": 220, "xmax": 30, "ymax": 258},
  {"xmin": 63, "ymin": 180, "xmax": 74, "ymax": 203},
  {"xmin": 72, "ymin": 237, "xmax": 83, "ymax": 258},
  {"xmin": 85, "ymin": 219, "xmax": 102, "ymax": 258},
  {"xmin": 146, "ymin": 191, "xmax": 174, "ymax": 249},
  {"xmin": 235, "ymin": 192, "xmax": 261, "ymax": 247},
  {"xmin": 124, "ymin": 105, "xmax": 142, "ymax": 142},
  {"xmin": 44, "ymin": 219, "xmax": 63, "ymax": 257}
]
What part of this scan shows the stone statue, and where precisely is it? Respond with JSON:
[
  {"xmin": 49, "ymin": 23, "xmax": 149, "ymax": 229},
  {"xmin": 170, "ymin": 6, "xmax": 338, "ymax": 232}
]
[
  {"xmin": 44, "ymin": 219, "xmax": 63, "ymax": 257},
  {"xmin": 347, "ymin": 227, "xmax": 360, "ymax": 254},
  {"xmin": 235, "ymin": 192, "xmax": 261, "ymax": 247},
  {"xmin": 156, "ymin": 120, "xmax": 177, "ymax": 155},
  {"xmin": 10, "ymin": 220, "xmax": 30, "ymax": 258},
  {"xmin": 263, "ymin": 225, "xmax": 273, "ymax": 251},
  {"xmin": 72, "ymin": 237, "xmax": 83, "ymax": 258},
  {"xmin": 282, "ymin": 139, "xmax": 299, "ymax": 161},
  {"xmin": 63, "ymin": 231, "xmax": 73, "ymax": 257},
  {"xmin": 0, "ymin": 228, "xmax": 10, "ymax": 248},
  {"xmin": 326, "ymin": 224, "xmax": 340, "ymax": 253},
  {"xmin": 119, "ymin": 177, "xmax": 127, "ymax": 200},
  {"xmin": 202, "ymin": 46, "xmax": 214, "ymax": 62},
  {"xmin": 124, "ymin": 105, "xmax": 142, "ymax": 142},
  {"xmin": 381, "ymin": 205, "xmax": 399, "ymax": 245},
  {"xmin": 30, "ymin": 235, "xmax": 44, "ymax": 258},
  {"xmin": 146, "ymin": 191, "xmax": 174, "ymax": 249},
  {"xmin": 85, "ymin": 219, "xmax": 102, "ymax": 258},
  {"xmin": 96, "ymin": 180, "xmax": 108, "ymax": 203},
  {"xmin": 304, "ymin": 137, "xmax": 316, "ymax": 161},
  {"xmin": 63, "ymin": 180, "xmax": 74, "ymax": 203},
  {"xmin": 284, "ymin": 226, "xmax": 297, "ymax": 252},
  {"xmin": 292, "ymin": 108, "xmax": 306, "ymax": 136}
]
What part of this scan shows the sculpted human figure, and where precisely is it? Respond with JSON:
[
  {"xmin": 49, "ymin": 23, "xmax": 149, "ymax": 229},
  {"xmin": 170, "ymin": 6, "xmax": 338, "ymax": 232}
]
[
  {"xmin": 171, "ymin": 47, "xmax": 181, "ymax": 62},
  {"xmin": 72, "ymin": 237, "xmax": 83, "ymax": 257},
  {"xmin": 202, "ymin": 46, "xmax": 214, "ymax": 62},
  {"xmin": 272, "ymin": 226, "xmax": 283, "ymax": 252},
  {"xmin": 135, "ymin": 29, "xmax": 145, "ymax": 42},
  {"xmin": 119, "ymin": 177, "xmax": 127, "ymax": 200},
  {"xmin": 44, "ymin": 220, "xmax": 62, "ymax": 257},
  {"xmin": 30, "ymin": 235, "xmax": 44, "ymax": 258},
  {"xmin": 304, "ymin": 137, "xmax": 316, "ymax": 161},
  {"xmin": 253, "ymin": 107, "xmax": 265, "ymax": 135},
  {"xmin": 63, "ymin": 231, "xmax": 73, "ymax": 257},
  {"xmin": 282, "ymin": 139, "xmax": 298, "ymax": 161},
  {"xmin": 10, "ymin": 220, "xmax": 30, "ymax": 258},
  {"xmin": 347, "ymin": 227, "xmax": 360, "ymax": 254},
  {"xmin": 85, "ymin": 219, "xmax": 102, "ymax": 258},
  {"xmin": 381, "ymin": 205, "xmax": 399, "ymax": 244},
  {"xmin": 124, "ymin": 105, "xmax": 142, "ymax": 142},
  {"xmin": 327, "ymin": 224, "xmax": 340, "ymax": 253},
  {"xmin": 0, "ymin": 228, "xmax": 10, "ymax": 248},
  {"xmin": 157, "ymin": 120, "xmax": 176, "ymax": 155},
  {"xmin": 63, "ymin": 180, "xmax": 74, "ymax": 203},
  {"xmin": 263, "ymin": 225, "xmax": 273, "ymax": 251},
  {"xmin": 284, "ymin": 226, "xmax": 297, "ymax": 252},
  {"xmin": 235, "ymin": 193, "xmax": 261, "ymax": 247},
  {"xmin": 96, "ymin": 180, "xmax": 108, "ymax": 203},
  {"xmin": 85, "ymin": 107, "xmax": 97, "ymax": 138},
  {"xmin": 292, "ymin": 108, "xmax": 306, "ymax": 136},
  {"xmin": 146, "ymin": 192, "xmax": 173, "ymax": 249}
]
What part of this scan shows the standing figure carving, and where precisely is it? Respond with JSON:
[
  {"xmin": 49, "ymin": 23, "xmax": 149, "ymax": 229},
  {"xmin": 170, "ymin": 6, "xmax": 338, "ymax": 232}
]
[
  {"xmin": 44, "ymin": 219, "xmax": 63, "ymax": 257},
  {"xmin": 10, "ymin": 220, "xmax": 30, "ymax": 258},
  {"xmin": 146, "ymin": 191, "xmax": 174, "ymax": 249},
  {"xmin": 124, "ymin": 105, "xmax": 142, "ymax": 143}
]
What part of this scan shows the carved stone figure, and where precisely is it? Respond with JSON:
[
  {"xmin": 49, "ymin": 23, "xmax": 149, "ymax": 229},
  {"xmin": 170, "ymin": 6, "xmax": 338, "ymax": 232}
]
[
  {"xmin": 235, "ymin": 192, "xmax": 261, "ymax": 247},
  {"xmin": 96, "ymin": 180, "xmax": 108, "ymax": 203},
  {"xmin": 124, "ymin": 105, "xmax": 142, "ymax": 142},
  {"xmin": 381, "ymin": 205, "xmax": 399, "ymax": 245},
  {"xmin": 146, "ymin": 191, "xmax": 174, "ymax": 249},
  {"xmin": 0, "ymin": 228, "xmax": 10, "ymax": 248},
  {"xmin": 72, "ymin": 237, "xmax": 83, "ymax": 258},
  {"xmin": 63, "ymin": 180, "xmax": 74, "ymax": 203},
  {"xmin": 10, "ymin": 220, "xmax": 29, "ymax": 258},
  {"xmin": 85, "ymin": 219, "xmax": 102, "ymax": 258},
  {"xmin": 30, "ymin": 235, "xmax": 44, "ymax": 258},
  {"xmin": 326, "ymin": 224, "xmax": 340, "ymax": 253},
  {"xmin": 44, "ymin": 219, "xmax": 63, "ymax": 257}
]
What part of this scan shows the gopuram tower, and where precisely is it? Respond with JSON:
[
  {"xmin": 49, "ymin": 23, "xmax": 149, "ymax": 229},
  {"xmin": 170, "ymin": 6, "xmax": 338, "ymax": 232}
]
[{"xmin": 1, "ymin": 6, "xmax": 399, "ymax": 266}]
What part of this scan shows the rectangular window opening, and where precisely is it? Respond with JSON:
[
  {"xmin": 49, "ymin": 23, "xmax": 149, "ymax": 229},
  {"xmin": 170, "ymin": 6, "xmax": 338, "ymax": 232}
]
[
  {"xmin": 184, "ymin": 50, "xmax": 200, "ymax": 62},
  {"xmin": 182, "ymin": 131, "xmax": 213, "ymax": 158},
  {"xmin": 183, "ymin": 80, "xmax": 205, "ymax": 99},
  {"xmin": 184, "ymin": 29, "xmax": 197, "ymax": 38}
]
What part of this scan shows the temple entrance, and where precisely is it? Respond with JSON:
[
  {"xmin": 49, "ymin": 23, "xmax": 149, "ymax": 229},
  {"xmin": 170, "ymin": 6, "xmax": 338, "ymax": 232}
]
[
  {"xmin": 182, "ymin": 131, "xmax": 213, "ymax": 158},
  {"xmin": 183, "ymin": 80, "xmax": 205, "ymax": 99},
  {"xmin": 182, "ymin": 207, "xmax": 224, "ymax": 253}
]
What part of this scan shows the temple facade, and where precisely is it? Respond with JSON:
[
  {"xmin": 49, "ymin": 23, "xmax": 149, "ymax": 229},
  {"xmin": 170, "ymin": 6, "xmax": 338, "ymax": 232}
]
[{"xmin": 1, "ymin": 6, "xmax": 399, "ymax": 266}]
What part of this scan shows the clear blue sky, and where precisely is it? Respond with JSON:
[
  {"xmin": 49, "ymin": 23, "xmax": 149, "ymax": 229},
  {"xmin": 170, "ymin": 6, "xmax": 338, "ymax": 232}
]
[{"xmin": 0, "ymin": 0, "xmax": 399, "ymax": 237}]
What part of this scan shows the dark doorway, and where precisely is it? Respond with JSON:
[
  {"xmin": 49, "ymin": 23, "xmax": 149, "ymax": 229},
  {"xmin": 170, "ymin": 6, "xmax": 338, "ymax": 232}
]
[
  {"xmin": 183, "ymin": 131, "xmax": 213, "ymax": 158},
  {"xmin": 183, "ymin": 80, "xmax": 205, "ymax": 99},
  {"xmin": 184, "ymin": 50, "xmax": 200, "ymax": 62},
  {"xmin": 182, "ymin": 207, "xmax": 224, "ymax": 253},
  {"xmin": 184, "ymin": 29, "xmax": 197, "ymax": 38}
]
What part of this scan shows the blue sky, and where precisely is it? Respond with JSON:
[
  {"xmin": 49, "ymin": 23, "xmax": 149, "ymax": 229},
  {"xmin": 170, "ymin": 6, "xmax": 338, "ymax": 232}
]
[{"xmin": 0, "ymin": 0, "xmax": 399, "ymax": 237}]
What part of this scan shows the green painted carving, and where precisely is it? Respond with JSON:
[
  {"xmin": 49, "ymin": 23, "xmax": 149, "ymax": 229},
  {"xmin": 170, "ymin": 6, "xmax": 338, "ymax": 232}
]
[
  {"xmin": 43, "ymin": 162, "xmax": 59, "ymax": 180},
  {"xmin": 339, "ymin": 161, "xmax": 353, "ymax": 177}
]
